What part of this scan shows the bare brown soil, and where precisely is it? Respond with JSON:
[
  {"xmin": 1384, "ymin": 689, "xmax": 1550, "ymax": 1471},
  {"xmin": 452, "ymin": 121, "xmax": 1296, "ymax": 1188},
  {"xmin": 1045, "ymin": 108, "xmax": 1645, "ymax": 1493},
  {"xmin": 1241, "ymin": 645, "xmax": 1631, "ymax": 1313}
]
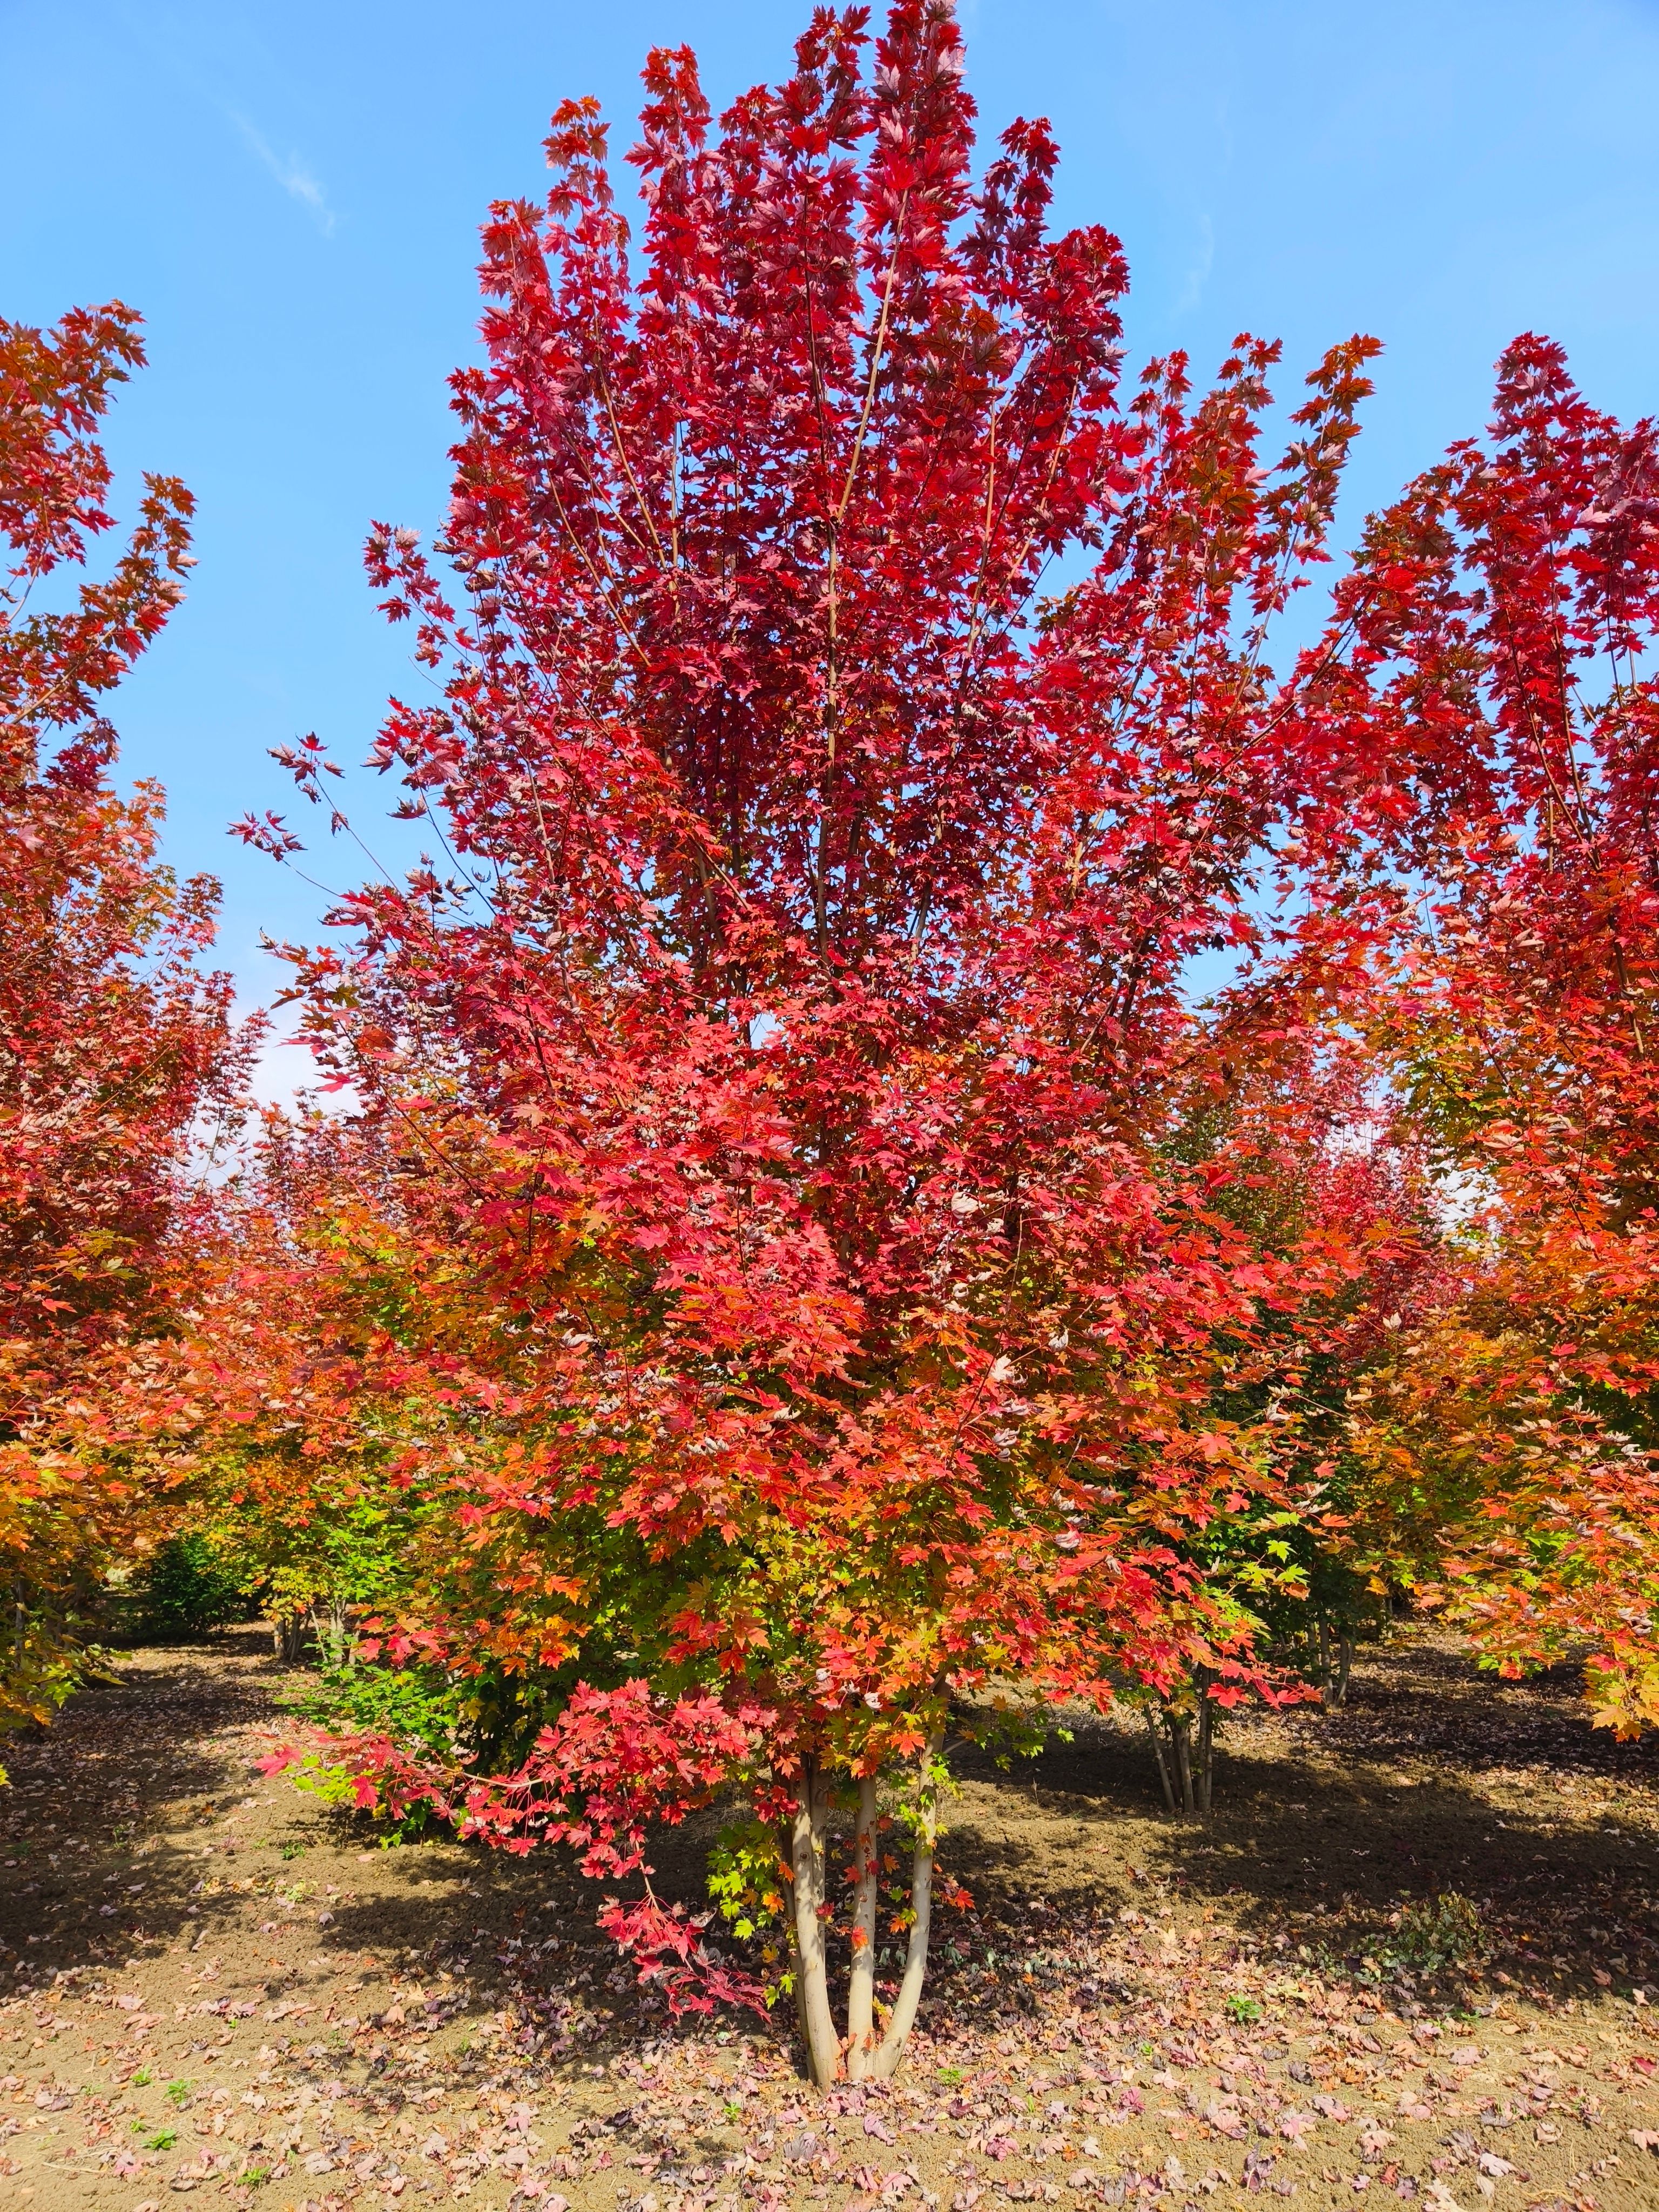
[{"xmin": 4, "ymin": 1630, "xmax": 1659, "ymax": 2212}]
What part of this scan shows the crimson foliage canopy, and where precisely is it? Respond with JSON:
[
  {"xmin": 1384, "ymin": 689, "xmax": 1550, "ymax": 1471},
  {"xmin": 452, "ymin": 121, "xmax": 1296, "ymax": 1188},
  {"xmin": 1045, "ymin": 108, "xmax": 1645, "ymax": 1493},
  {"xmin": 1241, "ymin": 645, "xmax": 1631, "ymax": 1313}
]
[{"xmin": 235, "ymin": 0, "xmax": 1397, "ymax": 2074}]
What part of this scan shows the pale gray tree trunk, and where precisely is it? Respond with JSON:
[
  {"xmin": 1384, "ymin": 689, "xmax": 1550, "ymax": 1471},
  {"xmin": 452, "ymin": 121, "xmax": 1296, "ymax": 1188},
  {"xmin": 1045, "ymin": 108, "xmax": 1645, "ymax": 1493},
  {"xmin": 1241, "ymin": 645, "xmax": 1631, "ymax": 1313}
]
[
  {"xmin": 869, "ymin": 1739, "xmax": 941, "ymax": 2079},
  {"xmin": 845, "ymin": 1772, "xmax": 880, "ymax": 2080},
  {"xmin": 788, "ymin": 1739, "xmax": 943, "ymax": 2088},
  {"xmin": 791, "ymin": 1761, "xmax": 840, "ymax": 2088}
]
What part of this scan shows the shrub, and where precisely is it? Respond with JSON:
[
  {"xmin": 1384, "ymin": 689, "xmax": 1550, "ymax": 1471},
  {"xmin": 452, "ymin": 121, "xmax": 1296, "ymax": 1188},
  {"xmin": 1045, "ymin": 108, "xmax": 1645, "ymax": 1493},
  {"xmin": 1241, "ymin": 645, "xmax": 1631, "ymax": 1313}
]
[
  {"xmin": 1386, "ymin": 1891, "xmax": 1489, "ymax": 1975},
  {"xmin": 136, "ymin": 1535, "xmax": 254, "ymax": 1641}
]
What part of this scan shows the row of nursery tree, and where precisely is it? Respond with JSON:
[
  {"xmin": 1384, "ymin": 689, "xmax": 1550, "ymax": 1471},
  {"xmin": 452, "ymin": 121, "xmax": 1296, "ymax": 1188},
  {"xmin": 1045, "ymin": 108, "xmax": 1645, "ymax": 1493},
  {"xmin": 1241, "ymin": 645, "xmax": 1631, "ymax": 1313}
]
[{"xmin": 8, "ymin": 0, "xmax": 1659, "ymax": 2086}]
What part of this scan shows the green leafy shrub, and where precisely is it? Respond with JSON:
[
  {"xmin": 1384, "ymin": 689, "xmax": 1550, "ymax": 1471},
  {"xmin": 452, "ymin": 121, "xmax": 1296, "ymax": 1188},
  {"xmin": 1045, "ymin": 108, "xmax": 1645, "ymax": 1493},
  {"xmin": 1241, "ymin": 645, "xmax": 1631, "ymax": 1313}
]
[
  {"xmin": 1386, "ymin": 1890, "xmax": 1488, "ymax": 1975},
  {"xmin": 281, "ymin": 1655, "xmax": 467, "ymax": 1762},
  {"xmin": 136, "ymin": 1535, "xmax": 255, "ymax": 1641},
  {"xmin": 277, "ymin": 1655, "xmax": 486, "ymax": 1842}
]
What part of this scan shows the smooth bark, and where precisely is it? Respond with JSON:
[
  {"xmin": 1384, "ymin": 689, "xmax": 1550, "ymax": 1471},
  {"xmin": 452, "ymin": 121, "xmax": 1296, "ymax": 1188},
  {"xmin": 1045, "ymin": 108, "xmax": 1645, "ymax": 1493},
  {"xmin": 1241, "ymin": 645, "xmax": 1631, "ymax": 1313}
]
[
  {"xmin": 1145, "ymin": 1705, "xmax": 1177, "ymax": 1815},
  {"xmin": 1171, "ymin": 1711, "xmax": 1194, "ymax": 1817},
  {"xmin": 846, "ymin": 1771, "xmax": 880, "ymax": 2080},
  {"xmin": 791, "ymin": 1762, "xmax": 840, "ymax": 2088},
  {"xmin": 871, "ymin": 1739, "xmax": 941, "ymax": 2079}
]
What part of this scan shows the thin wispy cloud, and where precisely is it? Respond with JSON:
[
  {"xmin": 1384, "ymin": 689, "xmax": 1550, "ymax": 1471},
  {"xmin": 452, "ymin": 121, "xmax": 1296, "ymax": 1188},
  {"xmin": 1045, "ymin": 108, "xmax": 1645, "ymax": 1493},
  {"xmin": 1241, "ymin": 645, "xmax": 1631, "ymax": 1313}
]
[
  {"xmin": 229, "ymin": 111, "xmax": 336, "ymax": 234},
  {"xmin": 1177, "ymin": 211, "xmax": 1215, "ymax": 314}
]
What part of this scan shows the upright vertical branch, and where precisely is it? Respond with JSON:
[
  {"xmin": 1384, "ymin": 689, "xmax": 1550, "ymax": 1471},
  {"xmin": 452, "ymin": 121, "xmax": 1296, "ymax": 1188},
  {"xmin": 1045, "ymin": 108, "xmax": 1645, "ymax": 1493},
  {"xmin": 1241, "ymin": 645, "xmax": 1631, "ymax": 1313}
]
[
  {"xmin": 1170, "ymin": 1704, "xmax": 1194, "ymax": 1818},
  {"xmin": 791, "ymin": 1762, "xmax": 840, "ymax": 2087},
  {"xmin": 814, "ymin": 191, "xmax": 912, "ymax": 954},
  {"xmin": 846, "ymin": 1770, "xmax": 881, "ymax": 2079},
  {"xmin": 1144, "ymin": 1704, "xmax": 1177, "ymax": 1816},
  {"xmin": 872, "ymin": 1733, "xmax": 943, "ymax": 2079}
]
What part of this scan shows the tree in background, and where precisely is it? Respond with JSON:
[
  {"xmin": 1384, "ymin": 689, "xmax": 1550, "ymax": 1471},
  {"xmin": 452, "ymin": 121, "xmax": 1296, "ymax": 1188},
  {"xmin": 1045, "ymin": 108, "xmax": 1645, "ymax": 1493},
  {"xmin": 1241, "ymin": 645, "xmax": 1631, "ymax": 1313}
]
[
  {"xmin": 230, "ymin": 0, "xmax": 1411, "ymax": 2076},
  {"xmin": 0, "ymin": 304, "xmax": 243, "ymax": 1750},
  {"xmin": 112, "ymin": 1112, "xmax": 437, "ymax": 1668},
  {"xmin": 1121, "ymin": 1022, "xmax": 1449, "ymax": 1814},
  {"xmin": 1271, "ymin": 338, "xmax": 1659, "ymax": 1736}
]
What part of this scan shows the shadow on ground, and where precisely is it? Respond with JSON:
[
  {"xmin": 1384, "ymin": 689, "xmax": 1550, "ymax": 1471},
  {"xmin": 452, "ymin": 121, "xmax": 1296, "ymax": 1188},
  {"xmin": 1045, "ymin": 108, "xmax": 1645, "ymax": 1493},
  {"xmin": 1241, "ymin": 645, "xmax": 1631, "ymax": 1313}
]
[{"xmin": 940, "ymin": 1634, "xmax": 1659, "ymax": 2015}]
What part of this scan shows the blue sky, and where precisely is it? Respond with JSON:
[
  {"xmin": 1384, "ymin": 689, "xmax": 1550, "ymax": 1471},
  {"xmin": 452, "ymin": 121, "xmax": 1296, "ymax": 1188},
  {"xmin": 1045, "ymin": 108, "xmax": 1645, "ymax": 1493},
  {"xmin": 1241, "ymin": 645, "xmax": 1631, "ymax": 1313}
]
[{"xmin": 7, "ymin": 0, "xmax": 1659, "ymax": 1042}]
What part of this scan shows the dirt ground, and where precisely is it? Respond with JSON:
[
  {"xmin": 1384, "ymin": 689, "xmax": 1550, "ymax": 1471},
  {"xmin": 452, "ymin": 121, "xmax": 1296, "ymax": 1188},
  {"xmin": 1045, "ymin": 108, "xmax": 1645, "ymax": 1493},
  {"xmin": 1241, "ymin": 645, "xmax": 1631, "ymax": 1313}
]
[{"xmin": 4, "ymin": 1629, "xmax": 1659, "ymax": 2212}]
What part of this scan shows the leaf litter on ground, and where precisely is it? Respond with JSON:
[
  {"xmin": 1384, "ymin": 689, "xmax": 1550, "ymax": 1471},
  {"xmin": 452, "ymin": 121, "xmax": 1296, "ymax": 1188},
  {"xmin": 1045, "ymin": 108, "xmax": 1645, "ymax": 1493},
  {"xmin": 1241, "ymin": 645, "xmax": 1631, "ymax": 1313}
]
[{"xmin": 4, "ymin": 1629, "xmax": 1659, "ymax": 2210}]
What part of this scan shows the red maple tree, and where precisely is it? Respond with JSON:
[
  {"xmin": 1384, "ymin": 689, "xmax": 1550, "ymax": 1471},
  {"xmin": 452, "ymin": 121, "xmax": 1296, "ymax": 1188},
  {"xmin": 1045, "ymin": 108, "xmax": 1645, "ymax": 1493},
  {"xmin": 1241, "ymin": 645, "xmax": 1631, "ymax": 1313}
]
[
  {"xmin": 237, "ymin": 0, "xmax": 1401, "ymax": 2074},
  {"xmin": 1271, "ymin": 336, "xmax": 1659, "ymax": 1734},
  {"xmin": 0, "ymin": 304, "xmax": 242, "ymax": 1739}
]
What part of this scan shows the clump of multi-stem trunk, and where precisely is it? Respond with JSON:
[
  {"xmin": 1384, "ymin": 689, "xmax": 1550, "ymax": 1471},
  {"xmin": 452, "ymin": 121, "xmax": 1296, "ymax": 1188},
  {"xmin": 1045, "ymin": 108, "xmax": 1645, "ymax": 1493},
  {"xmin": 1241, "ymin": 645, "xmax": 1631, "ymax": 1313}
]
[
  {"xmin": 1140, "ymin": 1620, "xmax": 1359, "ymax": 1821},
  {"xmin": 1142, "ymin": 1674, "xmax": 1218, "ymax": 1822},
  {"xmin": 788, "ymin": 1745, "xmax": 943, "ymax": 2086}
]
